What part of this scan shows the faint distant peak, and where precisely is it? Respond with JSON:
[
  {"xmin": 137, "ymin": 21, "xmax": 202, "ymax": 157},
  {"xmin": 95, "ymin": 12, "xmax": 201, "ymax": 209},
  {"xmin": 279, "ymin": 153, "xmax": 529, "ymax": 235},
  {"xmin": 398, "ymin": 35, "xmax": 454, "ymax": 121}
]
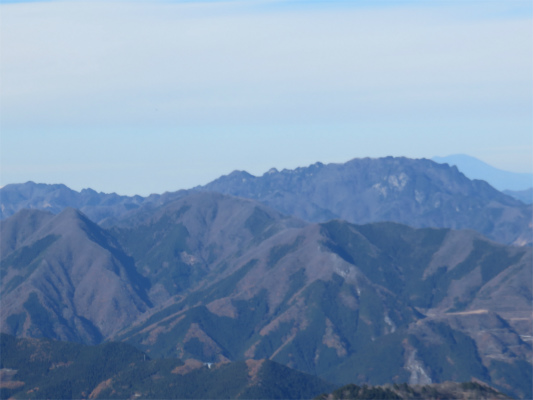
[
  {"xmin": 432, "ymin": 154, "xmax": 533, "ymax": 192},
  {"xmin": 224, "ymin": 170, "xmax": 255, "ymax": 180},
  {"xmin": 310, "ymin": 161, "xmax": 325, "ymax": 168},
  {"xmin": 2, "ymin": 181, "xmax": 68, "ymax": 191},
  {"xmin": 228, "ymin": 169, "xmax": 253, "ymax": 176}
]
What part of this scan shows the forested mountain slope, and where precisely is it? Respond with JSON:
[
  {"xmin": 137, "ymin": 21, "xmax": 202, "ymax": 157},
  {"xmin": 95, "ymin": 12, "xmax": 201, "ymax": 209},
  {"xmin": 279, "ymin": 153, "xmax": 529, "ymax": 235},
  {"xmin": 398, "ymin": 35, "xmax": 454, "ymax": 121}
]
[
  {"xmin": 1, "ymin": 191, "xmax": 531, "ymax": 398},
  {"xmin": 0, "ymin": 333, "xmax": 333, "ymax": 400}
]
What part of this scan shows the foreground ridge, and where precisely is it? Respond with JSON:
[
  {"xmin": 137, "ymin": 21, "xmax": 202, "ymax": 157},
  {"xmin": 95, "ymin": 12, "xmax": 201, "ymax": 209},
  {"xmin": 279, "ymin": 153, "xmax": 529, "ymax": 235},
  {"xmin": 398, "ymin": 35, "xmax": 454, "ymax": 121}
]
[
  {"xmin": 1, "ymin": 191, "xmax": 531, "ymax": 399},
  {"xmin": 1, "ymin": 333, "xmax": 510, "ymax": 400},
  {"xmin": 315, "ymin": 382, "xmax": 510, "ymax": 400},
  {"xmin": 0, "ymin": 333, "xmax": 332, "ymax": 400}
]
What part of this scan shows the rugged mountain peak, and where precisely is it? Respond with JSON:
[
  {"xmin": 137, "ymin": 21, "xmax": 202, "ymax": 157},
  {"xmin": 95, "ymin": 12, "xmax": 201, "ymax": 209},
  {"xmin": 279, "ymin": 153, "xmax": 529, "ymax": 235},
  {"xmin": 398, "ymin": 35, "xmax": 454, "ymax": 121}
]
[
  {"xmin": 197, "ymin": 170, "xmax": 257, "ymax": 191},
  {"xmin": 2, "ymin": 156, "xmax": 530, "ymax": 245},
  {"xmin": 200, "ymin": 156, "xmax": 531, "ymax": 245}
]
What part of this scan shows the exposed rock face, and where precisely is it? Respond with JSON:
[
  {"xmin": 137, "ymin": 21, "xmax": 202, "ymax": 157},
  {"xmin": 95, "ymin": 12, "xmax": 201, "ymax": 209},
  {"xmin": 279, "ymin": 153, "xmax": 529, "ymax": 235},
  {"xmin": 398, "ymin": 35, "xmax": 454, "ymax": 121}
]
[
  {"xmin": 200, "ymin": 157, "xmax": 532, "ymax": 245},
  {"xmin": 404, "ymin": 347, "xmax": 432, "ymax": 385}
]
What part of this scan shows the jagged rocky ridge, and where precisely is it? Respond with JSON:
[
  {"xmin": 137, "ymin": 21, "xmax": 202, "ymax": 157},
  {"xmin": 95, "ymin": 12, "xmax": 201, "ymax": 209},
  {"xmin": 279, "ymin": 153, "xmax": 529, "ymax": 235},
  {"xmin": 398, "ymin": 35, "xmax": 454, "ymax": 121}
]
[
  {"xmin": 1, "ymin": 157, "xmax": 531, "ymax": 245},
  {"xmin": 200, "ymin": 157, "xmax": 532, "ymax": 246},
  {"xmin": 1, "ymin": 191, "xmax": 531, "ymax": 398}
]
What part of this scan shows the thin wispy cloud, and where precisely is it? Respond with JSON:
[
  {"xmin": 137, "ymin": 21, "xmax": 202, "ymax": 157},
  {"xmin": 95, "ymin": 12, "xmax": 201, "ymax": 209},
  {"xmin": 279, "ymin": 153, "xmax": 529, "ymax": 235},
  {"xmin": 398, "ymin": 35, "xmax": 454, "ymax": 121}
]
[{"xmin": 2, "ymin": 1, "xmax": 530, "ymax": 126}]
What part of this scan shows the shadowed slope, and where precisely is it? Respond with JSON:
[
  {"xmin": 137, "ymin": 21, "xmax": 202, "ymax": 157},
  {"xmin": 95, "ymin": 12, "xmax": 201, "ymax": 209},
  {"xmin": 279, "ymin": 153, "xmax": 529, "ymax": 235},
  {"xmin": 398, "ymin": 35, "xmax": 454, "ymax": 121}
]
[
  {"xmin": 0, "ymin": 208, "xmax": 151, "ymax": 343},
  {"xmin": 1, "ymin": 191, "xmax": 531, "ymax": 398},
  {"xmin": 0, "ymin": 333, "xmax": 333, "ymax": 400}
]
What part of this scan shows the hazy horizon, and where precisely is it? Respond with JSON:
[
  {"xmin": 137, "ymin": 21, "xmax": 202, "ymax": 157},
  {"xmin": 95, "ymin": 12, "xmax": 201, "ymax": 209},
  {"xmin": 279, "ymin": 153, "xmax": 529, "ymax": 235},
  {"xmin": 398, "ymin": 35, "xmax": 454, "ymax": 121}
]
[
  {"xmin": 1, "ymin": 0, "xmax": 532, "ymax": 196},
  {"xmin": 2, "ymin": 153, "xmax": 532, "ymax": 197}
]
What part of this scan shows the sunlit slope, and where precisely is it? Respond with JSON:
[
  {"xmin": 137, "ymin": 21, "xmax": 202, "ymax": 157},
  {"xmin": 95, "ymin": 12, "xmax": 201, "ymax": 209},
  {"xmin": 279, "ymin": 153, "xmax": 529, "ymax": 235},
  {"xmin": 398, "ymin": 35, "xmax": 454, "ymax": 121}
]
[{"xmin": 1, "ymin": 191, "xmax": 531, "ymax": 398}]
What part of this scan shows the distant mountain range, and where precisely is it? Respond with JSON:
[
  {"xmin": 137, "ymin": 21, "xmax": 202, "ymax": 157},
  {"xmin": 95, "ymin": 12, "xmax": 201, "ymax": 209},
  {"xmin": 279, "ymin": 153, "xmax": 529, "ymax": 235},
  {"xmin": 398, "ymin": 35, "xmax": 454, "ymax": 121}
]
[
  {"xmin": 0, "ymin": 181, "xmax": 187, "ymax": 225},
  {"xmin": 432, "ymin": 154, "xmax": 533, "ymax": 193},
  {"xmin": 1, "ymin": 191, "xmax": 531, "ymax": 398},
  {"xmin": 199, "ymin": 157, "xmax": 531, "ymax": 245},
  {"xmin": 2, "ymin": 157, "xmax": 531, "ymax": 245}
]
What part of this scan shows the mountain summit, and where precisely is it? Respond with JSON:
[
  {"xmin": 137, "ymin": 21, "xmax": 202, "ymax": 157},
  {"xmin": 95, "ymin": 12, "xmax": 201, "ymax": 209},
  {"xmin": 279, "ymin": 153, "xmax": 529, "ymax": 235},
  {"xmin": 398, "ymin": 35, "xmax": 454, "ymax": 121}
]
[
  {"xmin": 2, "ymin": 157, "xmax": 531, "ymax": 246},
  {"xmin": 200, "ymin": 157, "xmax": 532, "ymax": 246}
]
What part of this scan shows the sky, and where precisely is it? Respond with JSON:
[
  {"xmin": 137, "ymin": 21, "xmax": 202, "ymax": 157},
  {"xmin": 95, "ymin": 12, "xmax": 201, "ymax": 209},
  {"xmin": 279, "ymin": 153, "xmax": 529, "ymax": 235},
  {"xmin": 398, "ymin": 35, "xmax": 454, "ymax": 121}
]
[{"xmin": 1, "ymin": 0, "xmax": 532, "ymax": 196}]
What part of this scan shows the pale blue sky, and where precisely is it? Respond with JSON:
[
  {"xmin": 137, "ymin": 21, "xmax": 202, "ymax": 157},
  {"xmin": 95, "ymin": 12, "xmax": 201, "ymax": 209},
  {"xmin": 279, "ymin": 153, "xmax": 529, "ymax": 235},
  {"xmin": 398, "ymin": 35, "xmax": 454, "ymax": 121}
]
[{"xmin": 1, "ymin": 0, "xmax": 532, "ymax": 195}]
